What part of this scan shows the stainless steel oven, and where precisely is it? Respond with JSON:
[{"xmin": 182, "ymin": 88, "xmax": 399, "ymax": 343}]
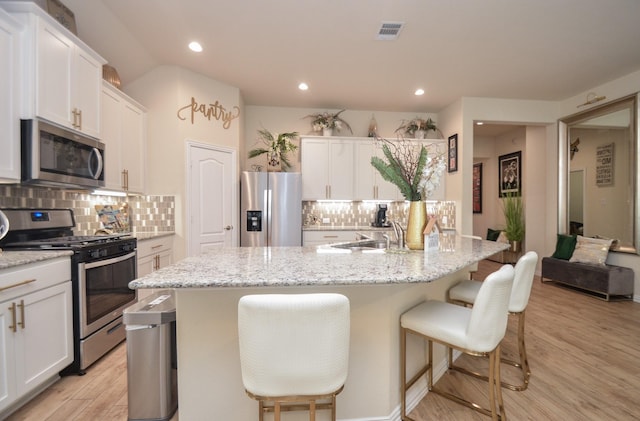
[
  {"xmin": 0, "ymin": 208, "xmax": 137, "ymax": 374},
  {"xmin": 21, "ymin": 118, "xmax": 105, "ymax": 189}
]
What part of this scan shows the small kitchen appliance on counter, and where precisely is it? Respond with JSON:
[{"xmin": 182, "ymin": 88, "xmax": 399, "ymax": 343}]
[
  {"xmin": 372, "ymin": 204, "xmax": 391, "ymax": 227},
  {"xmin": 0, "ymin": 208, "xmax": 137, "ymax": 374}
]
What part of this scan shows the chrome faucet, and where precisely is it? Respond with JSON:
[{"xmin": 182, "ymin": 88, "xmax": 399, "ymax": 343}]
[
  {"xmin": 382, "ymin": 233, "xmax": 391, "ymax": 249},
  {"xmin": 390, "ymin": 221, "xmax": 405, "ymax": 249}
]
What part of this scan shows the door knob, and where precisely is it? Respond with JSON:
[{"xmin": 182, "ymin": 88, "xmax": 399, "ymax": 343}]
[{"xmin": 224, "ymin": 225, "xmax": 233, "ymax": 231}]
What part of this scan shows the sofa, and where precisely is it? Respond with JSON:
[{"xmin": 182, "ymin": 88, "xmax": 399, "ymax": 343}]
[{"xmin": 541, "ymin": 234, "xmax": 634, "ymax": 301}]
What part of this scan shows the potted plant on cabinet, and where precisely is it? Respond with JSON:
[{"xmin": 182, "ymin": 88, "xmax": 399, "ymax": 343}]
[
  {"xmin": 502, "ymin": 192, "xmax": 525, "ymax": 252},
  {"xmin": 305, "ymin": 109, "xmax": 353, "ymax": 136},
  {"xmin": 248, "ymin": 129, "xmax": 298, "ymax": 171},
  {"xmin": 396, "ymin": 117, "xmax": 438, "ymax": 139}
]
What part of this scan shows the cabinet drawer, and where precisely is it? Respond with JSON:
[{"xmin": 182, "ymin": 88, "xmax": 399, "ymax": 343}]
[
  {"xmin": 137, "ymin": 235, "xmax": 174, "ymax": 259},
  {"xmin": 303, "ymin": 231, "xmax": 358, "ymax": 246},
  {"xmin": 0, "ymin": 257, "xmax": 71, "ymax": 302}
]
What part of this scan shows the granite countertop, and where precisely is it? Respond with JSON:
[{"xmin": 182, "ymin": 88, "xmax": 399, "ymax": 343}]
[
  {"xmin": 135, "ymin": 231, "xmax": 176, "ymax": 241},
  {"xmin": 130, "ymin": 235, "xmax": 508, "ymax": 290},
  {"xmin": 0, "ymin": 250, "xmax": 74, "ymax": 270}
]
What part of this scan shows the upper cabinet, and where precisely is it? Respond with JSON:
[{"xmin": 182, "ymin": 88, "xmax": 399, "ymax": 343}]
[
  {"xmin": 101, "ymin": 81, "xmax": 147, "ymax": 193},
  {"xmin": 301, "ymin": 137, "xmax": 354, "ymax": 200},
  {"xmin": 301, "ymin": 136, "xmax": 446, "ymax": 201},
  {"xmin": 5, "ymin": 2, "xmax": 106, "ymax": 139},
  {"xmin": 0, "ymin": 8, "xmax": 22, "ymax": 182}
]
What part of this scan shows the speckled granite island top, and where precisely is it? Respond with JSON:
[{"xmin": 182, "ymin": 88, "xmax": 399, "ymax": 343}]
[{"xmin": 130, "ymin": 236, "xmax": 508, "ymax": 289}]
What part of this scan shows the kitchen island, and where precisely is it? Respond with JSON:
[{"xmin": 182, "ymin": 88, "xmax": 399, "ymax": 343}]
[{"xmin": 130, "ymin": 236, "xmax": 508, "ymax": 421}]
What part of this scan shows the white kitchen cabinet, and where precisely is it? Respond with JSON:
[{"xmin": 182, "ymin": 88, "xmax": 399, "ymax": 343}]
[
  {"xmin": 301, "ymin": 137, "xmax": 354, "ymax": 200},
  {"xmin": 354, "ymin": 140, "xmax": 400, "ymax": 200},
  {"xmin": 0, "ymin": 257, "xmax": 73, "ymax": 417},
  {"xmin": 136, "ymin": 235, "xmax": 173, "ymax": 299},
  {"xmin": 101, "ymin": 81, "xmax": 147, "ymax": 193},
  {"xmin": 0, "ymin": 8, "xmax": 22, "ymax": 182},
  {"xmin": 303, "ymin": 230, "xmax": 359, "ymax": 246},
  {"xmin": 6, "ymin": 2, "xmax": 105, "ymax": 139}
]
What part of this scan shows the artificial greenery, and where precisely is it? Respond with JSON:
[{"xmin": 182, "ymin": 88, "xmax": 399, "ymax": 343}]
[
  {"xmin": 370, "ymin": 141, "xmax": 428, "ymax": 201},
  {"xmin": 396, "ymin": 117, "xmax": 437, "ymax": 136},
  {"xmin": 248, "ymin": 129, "xmax": 298, "ymax": 171},
  {"xmin": 502, "ymin": 192, "xmax": 525, "ymax": 242}
]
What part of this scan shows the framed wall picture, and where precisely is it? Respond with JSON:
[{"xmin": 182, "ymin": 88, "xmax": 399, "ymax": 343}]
[
  {"xmin": 448, "ymin": 134, "xmax": 458, "ymax": 172},
  {"xmin": 498, "ymin": 151, "xmax": 521, "ymax": 197},
  {"xmin": 473, "ymin": 162, "xmax": 482, "ymax": 213}
]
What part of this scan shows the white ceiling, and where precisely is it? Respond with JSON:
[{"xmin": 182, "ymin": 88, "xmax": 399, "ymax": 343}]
[{"xmin": 62, "ymin": 0, "xmax": 640, "ymax": 113}]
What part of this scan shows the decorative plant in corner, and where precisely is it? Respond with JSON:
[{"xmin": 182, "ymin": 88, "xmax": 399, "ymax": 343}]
[
  {"xmin": 248, "ymin": 129, "xmax": 298, "ymax": 171},
  {"xmin": 502, "ymin": 192, "xmax": 525, "ymax": 252}
]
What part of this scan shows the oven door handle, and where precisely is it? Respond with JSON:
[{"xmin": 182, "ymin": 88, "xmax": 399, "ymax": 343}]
[{"xmin": 83, "ymin": 251, "xmax": 136, "ymax": 270}]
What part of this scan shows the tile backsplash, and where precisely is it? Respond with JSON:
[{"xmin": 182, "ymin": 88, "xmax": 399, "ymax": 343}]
[
  {"xmin": 0, "ymin": 185, "xmax": 175, "ymax": 236},
  {"xmin": 303, "ymin": 200, "xmax": 456, "ymax": 230}
]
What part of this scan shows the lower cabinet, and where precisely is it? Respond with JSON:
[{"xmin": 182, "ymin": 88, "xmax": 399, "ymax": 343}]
[
  {"xmin": 0, "ymin": 258, "xmax": 73, "ymax": 417},
  {"xmin": 303, "ymin": 230, "xmax": 360, "ymax": 246},
  {"xmin": 136, "ymin": 235, "xmax": 174, "ymax": 299}
]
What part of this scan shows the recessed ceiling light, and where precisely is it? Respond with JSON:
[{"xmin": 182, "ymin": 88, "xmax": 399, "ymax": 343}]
[
  {"xmin": 188, "ymin": 41, "xmax": 203, "ymax": 52},
  {"xmin": 298, "ymin": 82, "xmax": 309, "ymax": 91},
  {"xmin": 414, "ymin": 88, "xmax": 425, "ymax": 96},
  {"xmin": 476, "ymin": 121, "xmax": 484, "ymax": 125}
]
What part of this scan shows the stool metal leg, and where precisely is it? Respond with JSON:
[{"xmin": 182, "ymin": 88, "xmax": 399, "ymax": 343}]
[{"xmin": 450, "ymin": 311, "xmax": 531, "ymax": 391}]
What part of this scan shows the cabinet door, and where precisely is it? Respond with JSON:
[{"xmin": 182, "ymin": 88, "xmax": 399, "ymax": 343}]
[
  {"xmin": 36, "ymin": 21, "xmax": 74, "ymax": 129},
  {"xmin": 0, "ymin": 299, "xmax": 17, "ymax": 413},
  {"xmin": 121, "ymin": 102, "xmax": 145, "ymax": 193},
  {"xmin": 354, "ymin": 141, "xmax": 376, "ymax": 200},
  {"xmin": 328, "ymin": 139, "xmax": 354, "ymax": 199},
  {"xmin": 14, "ymin": 282, "xmax": 73, "ymax": 396},
  {"xmin": 73, "ymin": 47, "xmax": 102, "ymax": 138},
  {"xmin": 0, "ymin": 11, "xmax": 21, "ymax": 182},
  {"xmin": 101, "ymin": 86, "xmax": 123, "ymax": 190},
  {"xmin": 301, "ymin": 139, "xmax": 330, "ymax": 200}
]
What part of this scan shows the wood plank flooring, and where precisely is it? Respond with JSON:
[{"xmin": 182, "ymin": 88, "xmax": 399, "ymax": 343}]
[{"xmin": 5, "ymin": 259, "xmax": 640, "ymax": 420}]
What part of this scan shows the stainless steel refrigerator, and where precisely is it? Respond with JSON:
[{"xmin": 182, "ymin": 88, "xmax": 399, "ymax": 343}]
[{"xmin": 240, "ymin": 171, "xmax": 302, "ymax": 246}]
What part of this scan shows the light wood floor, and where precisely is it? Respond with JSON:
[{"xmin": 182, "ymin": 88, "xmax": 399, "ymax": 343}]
[{"xmin": 6, "ymin": 260, "xmax": 640, "ymax": 420}]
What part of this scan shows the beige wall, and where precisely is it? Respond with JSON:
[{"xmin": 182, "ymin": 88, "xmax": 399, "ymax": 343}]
[{"xmin": 124, "ymin": 65, "xmax": 242, "ymax": 260}]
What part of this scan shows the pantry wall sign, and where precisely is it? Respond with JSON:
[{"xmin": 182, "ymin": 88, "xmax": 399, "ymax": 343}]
[{"xmin": 177, "ymin": 96, "xmax": 240, "ymax": 129}]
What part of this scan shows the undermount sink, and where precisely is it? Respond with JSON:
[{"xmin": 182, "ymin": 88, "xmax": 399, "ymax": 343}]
[{"xmin": 330, "ymin": 239, "xmax": 388, "ymax": 251}]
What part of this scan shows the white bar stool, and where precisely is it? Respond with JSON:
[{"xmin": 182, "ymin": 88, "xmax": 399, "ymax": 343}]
[
  {"xmin": 447, "ymin": 251, "xmax": 538, "ymax": 391},
  {"xmin": 238, "ymin": 293, "xmax": 350, "ymax": 421},
  {"xmin": 400, "ymin": 264, "xmax": 515, "ymax": 421}
]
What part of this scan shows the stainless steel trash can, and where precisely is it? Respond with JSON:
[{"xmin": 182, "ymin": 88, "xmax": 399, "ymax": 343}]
[{"xmin": 123, "ymin": 291, "xmax": 177, "ymax": 421}]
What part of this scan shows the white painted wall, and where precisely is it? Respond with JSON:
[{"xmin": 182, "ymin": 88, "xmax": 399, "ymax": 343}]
[{"xmin": 125, "ymin": 65, "xmax": 242, "ymax": 260}]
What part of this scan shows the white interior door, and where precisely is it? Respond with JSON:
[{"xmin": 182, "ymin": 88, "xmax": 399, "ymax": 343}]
[{"xmin": 187, "ymin": 142, "xmax": 237, "ymax": 256}]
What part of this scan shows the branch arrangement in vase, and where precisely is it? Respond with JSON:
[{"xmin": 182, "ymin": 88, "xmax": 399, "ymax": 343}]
[{"xmin": 370, "ymin": 137, "xmax": 447, "ymax": 201}]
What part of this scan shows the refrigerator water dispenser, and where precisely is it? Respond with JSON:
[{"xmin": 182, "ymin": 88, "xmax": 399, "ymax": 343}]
[{"xmin": 247, "ymin": 210, "xmax": 262, "ymax": 232}]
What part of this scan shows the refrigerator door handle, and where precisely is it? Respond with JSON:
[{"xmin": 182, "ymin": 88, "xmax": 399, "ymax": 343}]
[{"xmin": 266, "ymin": 188, "xmax": 272, "ymax": 245}]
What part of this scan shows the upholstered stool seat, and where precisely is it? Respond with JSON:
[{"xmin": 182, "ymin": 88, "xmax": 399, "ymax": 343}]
[
  {"xmin": 401, "ymin": 264, "xmax": 515, "ymax": 421},
  {"xmin": 448, "ymin": 251, "xmax": 538, "ymax": 391},
  {"xmin": 238, "ymin": 293, "xmax": 350, "ymax": 421}
]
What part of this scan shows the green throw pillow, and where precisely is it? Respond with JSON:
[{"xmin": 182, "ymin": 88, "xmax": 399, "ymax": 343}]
[
  {"xmin": 552, "ymin": 234, "xmax": 577, "ymax": 260},
  {"xmin": 486, "ymin": 228, "xmax": 501, "ymax": 241}
]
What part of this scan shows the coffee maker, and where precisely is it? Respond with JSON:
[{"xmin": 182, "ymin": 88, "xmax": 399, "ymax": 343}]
[{"xmin": 373, "ymin": 204, "xmax": 390, "ymax": 227}]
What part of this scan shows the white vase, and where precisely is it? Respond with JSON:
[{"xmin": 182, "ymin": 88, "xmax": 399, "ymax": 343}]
[
  {"xmin": 414, "ymin": 129, "xmax": 425, "ymax": 139},
  {"xmin": 322, "ymin": 127, "xmax": 333, "ymax": 136}
]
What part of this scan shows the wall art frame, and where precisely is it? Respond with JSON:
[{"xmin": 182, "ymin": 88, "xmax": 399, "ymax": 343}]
[
  {"xmin": 498, "ymin": 151, "xmax": 521, "ymax": 197},
  {"xmin": 448, "ymin": 134, "xmax": 458, "ymax": 172},
  {"xmin": 473, "ymin": 162, "xmax": 482, "ymax": 213}
]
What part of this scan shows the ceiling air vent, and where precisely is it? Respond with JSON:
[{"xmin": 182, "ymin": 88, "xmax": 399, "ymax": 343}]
[{"xmin": 376, "ymin": 22, "xmax": 404, "ymax": 40}]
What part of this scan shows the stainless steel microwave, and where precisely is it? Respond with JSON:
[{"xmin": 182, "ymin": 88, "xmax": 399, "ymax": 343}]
[{"xmin": 21, "ymin": 119, "xmax": 105, "ymax": 189}]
